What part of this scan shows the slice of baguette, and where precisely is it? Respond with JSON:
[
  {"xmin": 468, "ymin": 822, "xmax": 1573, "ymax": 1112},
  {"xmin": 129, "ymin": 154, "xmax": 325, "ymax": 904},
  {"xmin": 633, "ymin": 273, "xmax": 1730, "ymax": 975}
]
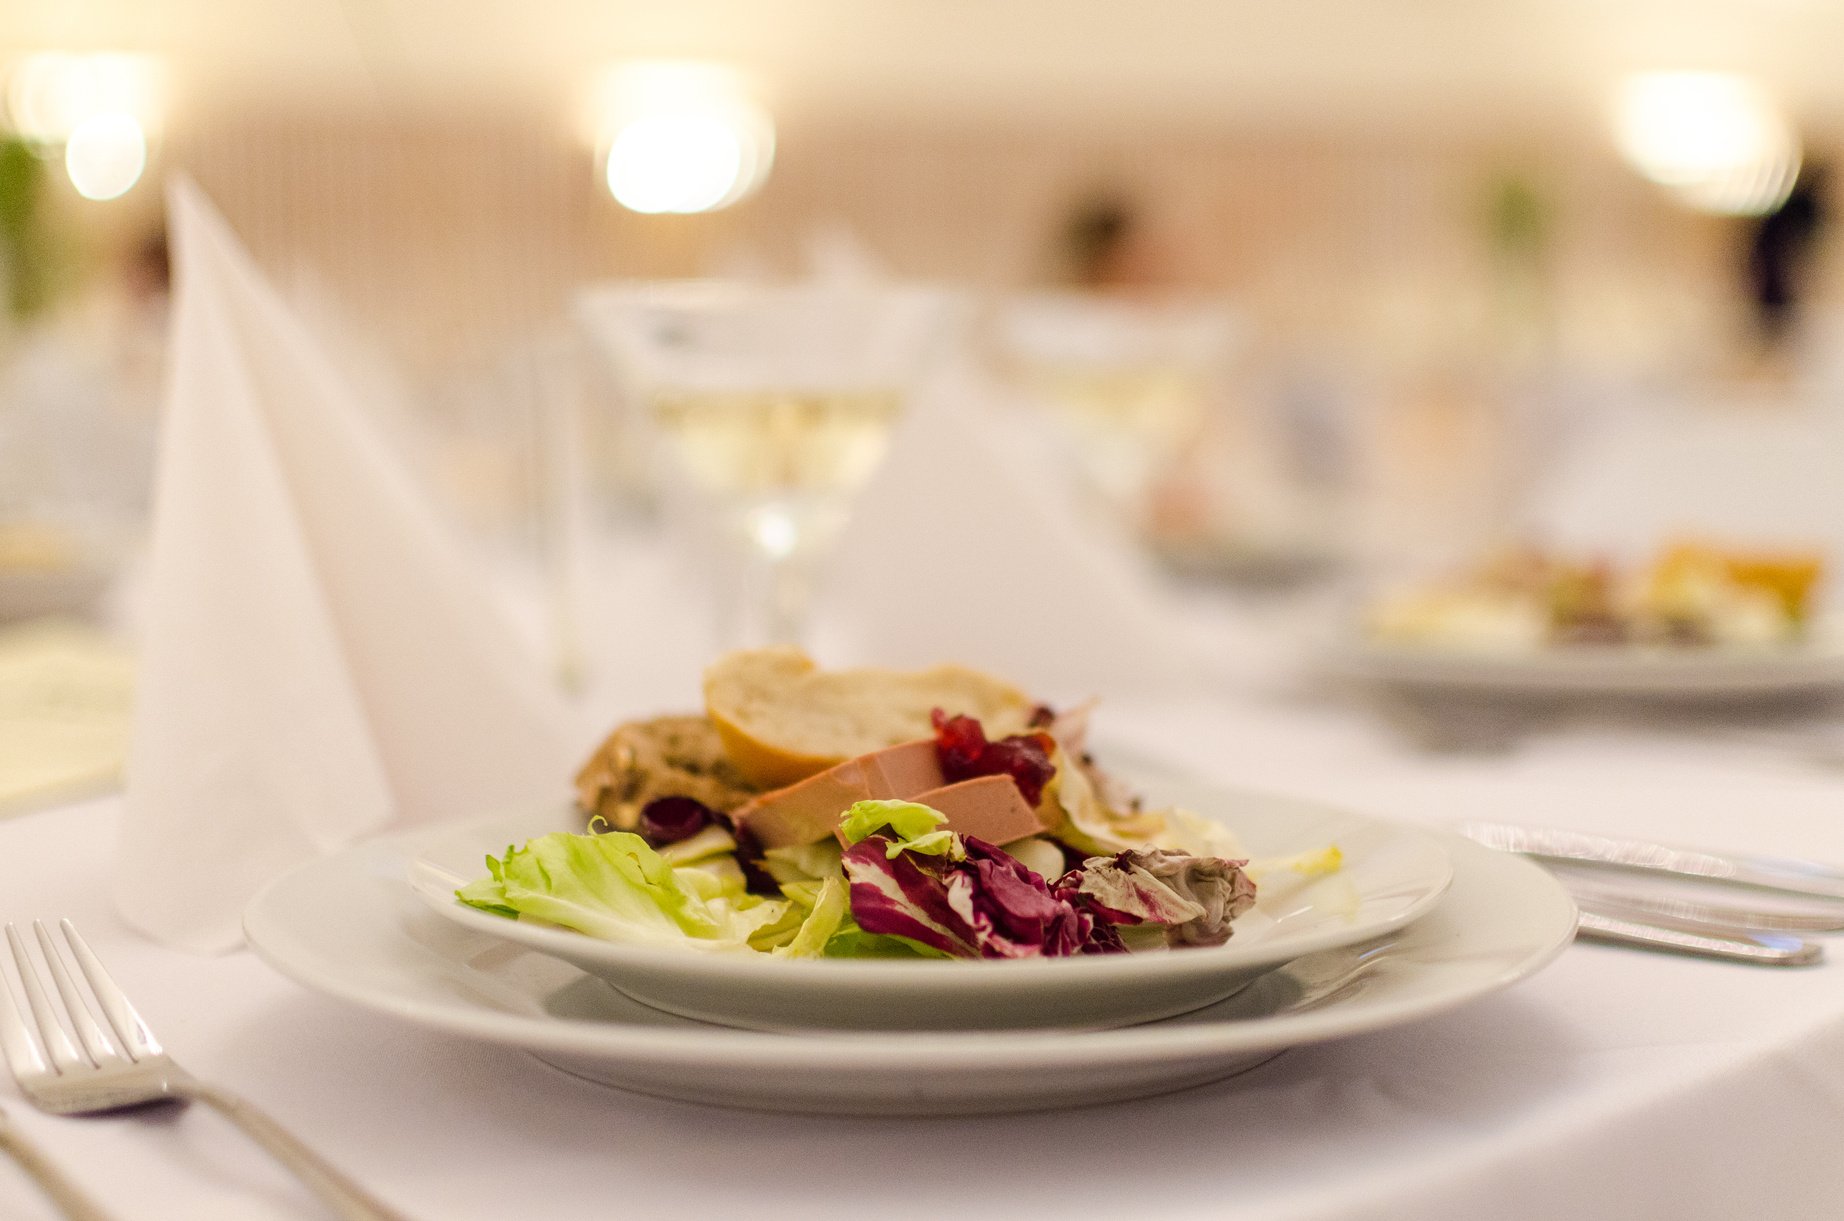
[{"xmin": 703, "ymin": 647, "xmax": 1037, "ymax": 788}]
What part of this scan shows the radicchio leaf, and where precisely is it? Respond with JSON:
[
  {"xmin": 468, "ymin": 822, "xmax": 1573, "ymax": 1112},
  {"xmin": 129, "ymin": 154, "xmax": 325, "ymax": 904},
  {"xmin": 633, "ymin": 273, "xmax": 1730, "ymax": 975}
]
[
  {"xmin": 1057, "ymin": 849, "xmax": 1257, "ymax": 948},
  {"xmin": 930, "ymin": 709, "xmax": 1057, "ymax": 806},
  {"xmin": 841, "ymin": 834, "xmax": 1094, "ymax": 959},
  {"xmin": 636, "ymin": 796, "xmax": 715, "ymax": 845}
]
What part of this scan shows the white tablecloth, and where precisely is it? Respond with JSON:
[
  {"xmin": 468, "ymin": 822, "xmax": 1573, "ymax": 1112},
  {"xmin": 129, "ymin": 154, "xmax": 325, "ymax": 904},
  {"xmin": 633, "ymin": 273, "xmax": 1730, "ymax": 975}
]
[{"xmin": 5, "ymin": 651, "xmax": 1844, "ymax": 1221}]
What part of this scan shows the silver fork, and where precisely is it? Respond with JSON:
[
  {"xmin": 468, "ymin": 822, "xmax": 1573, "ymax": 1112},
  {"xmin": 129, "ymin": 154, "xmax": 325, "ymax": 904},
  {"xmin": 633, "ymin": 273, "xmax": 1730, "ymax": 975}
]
[
  {"xmin": 0, "ymin": 920, "xmax": 410, "ymax": 1221},
  {"xmin": 0, "ymin": 1101, "xmax": 114, "ymax": 1220}
]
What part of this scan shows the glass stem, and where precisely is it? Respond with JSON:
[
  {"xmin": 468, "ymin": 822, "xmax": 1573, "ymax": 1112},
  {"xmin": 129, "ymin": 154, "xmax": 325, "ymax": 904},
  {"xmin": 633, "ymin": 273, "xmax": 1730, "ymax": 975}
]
[
  {"xmin": 733, "ymin": 503, "xmax": 819, "ymax": 646},
  {"xmin": 763, "ymin": 551, "xmax": 816, "ymax": 646}
]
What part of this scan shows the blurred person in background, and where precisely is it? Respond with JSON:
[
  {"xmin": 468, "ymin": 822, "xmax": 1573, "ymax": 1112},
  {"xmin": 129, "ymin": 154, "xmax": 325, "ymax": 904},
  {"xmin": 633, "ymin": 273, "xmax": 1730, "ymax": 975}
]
[
  {"xmin": 1056, "ymin": 192, "xmax": 1175, "ymax": 291},
  {"xmin": 1744, "ymin": 164, "xmax": 1828, "ymax": 361}
]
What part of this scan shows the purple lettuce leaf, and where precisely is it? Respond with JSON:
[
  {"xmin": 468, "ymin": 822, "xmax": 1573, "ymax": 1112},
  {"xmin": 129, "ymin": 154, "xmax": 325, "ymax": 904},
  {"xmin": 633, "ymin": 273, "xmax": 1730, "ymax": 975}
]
[
  {"xmin": 1057, "ymin": 849, "xmax": 1257, "ymax": 948},
  {"xmin": 841, "ymin": 835, "xmax": 1098, "ymax": 958}
]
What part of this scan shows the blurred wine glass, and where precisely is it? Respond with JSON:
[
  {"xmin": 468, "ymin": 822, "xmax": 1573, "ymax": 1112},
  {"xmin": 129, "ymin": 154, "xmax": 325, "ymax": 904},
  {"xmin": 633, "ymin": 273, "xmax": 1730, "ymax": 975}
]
[
  {"xmin": 579, "ymin": 281, "xmax": 950, "ymax": 646},
  {"xmin": 989, "ymin": 293, "xmax": 1235, "ymax": 531}
]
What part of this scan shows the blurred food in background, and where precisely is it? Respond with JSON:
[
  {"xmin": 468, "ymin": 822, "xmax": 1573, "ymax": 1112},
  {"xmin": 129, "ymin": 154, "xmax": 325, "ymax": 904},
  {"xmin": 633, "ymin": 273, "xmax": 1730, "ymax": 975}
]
[{"xmin": 1367, "ymin": 540, "xmax": 1826, "ymax": 652}]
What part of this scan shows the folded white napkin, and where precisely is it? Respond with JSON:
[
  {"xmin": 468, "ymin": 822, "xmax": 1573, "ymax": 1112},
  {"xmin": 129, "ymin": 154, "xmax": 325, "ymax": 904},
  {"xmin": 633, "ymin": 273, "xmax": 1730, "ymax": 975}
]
[
  {"xmin": 819, "ymin": 358, "xmax": 1219, "ymax": 700},
  {"xmin": 115, "ymin": 180, "xmax": 579, "ymax": 953}
]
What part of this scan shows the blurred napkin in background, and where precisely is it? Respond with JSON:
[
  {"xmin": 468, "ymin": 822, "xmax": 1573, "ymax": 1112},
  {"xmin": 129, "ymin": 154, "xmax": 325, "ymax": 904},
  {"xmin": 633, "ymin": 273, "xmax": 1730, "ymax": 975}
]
[
  {"xmin": 116, "ymin": 179, "xmax": 579, "ymax": 954},
  {"xmin": 821, "ymin": 358, "xmax": 1220, "ymax": 699}
]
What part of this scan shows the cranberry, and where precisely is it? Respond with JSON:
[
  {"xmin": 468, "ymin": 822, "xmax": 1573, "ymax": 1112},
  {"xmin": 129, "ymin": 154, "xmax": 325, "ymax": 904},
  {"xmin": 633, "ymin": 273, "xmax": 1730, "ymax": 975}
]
[
  {"xmin": 930, "ymin": 709, "xmax": 1057, "ymax": 806},
  {"xmin": 636, "ymin": 796, "xmax": 714, "ymax": 845}
]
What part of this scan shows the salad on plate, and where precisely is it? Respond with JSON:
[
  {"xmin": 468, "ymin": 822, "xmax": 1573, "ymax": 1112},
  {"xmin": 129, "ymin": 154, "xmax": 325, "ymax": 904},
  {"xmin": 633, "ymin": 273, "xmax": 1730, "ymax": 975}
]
[{"xmin": 456, "ymin": 648, "xmax": 1340, "ymax": 962}]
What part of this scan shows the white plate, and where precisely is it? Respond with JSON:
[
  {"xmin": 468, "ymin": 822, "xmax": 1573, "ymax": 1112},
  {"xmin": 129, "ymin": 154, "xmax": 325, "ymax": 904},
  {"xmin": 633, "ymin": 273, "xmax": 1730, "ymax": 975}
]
[
  {"xmin": 1326, "ymin": 621, "xmax": 1844, "ymax": 698},
  {"xmin": 244, "ymin": 823, "xmax": 1574, "ymax": 1115},
  {"xmin": 405, "ymin": 786, "xmax": 1453, "ymax": 1032}
]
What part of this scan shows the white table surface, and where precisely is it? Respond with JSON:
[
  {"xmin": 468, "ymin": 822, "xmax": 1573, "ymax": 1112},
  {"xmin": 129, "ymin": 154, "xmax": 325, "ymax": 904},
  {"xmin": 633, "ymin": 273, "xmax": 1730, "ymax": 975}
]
[{"xmin": 5, "ymin": 665, "xmax": 1844, "ymax": 1221}]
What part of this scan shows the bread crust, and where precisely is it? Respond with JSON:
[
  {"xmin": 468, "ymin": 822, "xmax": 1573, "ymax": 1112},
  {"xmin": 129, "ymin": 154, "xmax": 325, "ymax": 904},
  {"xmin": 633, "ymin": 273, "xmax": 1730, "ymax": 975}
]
[
  {"xmin": 702, "ymin": 647, "xmax": 1035, "ymax": 788},
  {"xmin": 573, "ymin": 714, "xmax": 759, "ymax": 829}
]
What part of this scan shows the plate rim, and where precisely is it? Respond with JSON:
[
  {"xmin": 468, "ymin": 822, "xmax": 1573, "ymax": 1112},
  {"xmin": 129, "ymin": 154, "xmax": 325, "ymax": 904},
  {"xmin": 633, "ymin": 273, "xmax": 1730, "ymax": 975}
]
[
  {"xmin": 244, "ymin": 826, "xmax": 1577, "ymax": 1071},
  {"xmin": 1323, "ymin": 619, "xmax": 1844, "ymax": 695}
]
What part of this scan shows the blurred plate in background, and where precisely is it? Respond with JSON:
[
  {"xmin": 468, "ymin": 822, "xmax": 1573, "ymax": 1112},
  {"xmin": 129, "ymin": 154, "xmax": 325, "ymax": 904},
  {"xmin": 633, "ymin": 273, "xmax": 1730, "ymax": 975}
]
[{"xmin": 1323, "ymin": 618, "xmax": 1844, "ymax": 698}]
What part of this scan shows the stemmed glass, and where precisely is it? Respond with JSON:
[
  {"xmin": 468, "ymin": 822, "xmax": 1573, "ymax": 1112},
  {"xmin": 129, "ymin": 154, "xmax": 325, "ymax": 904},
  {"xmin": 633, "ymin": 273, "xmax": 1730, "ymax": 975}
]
[
  {"xmin": 580, "ymin": 281, "xmax": 950, "ymax": 645},
  {"xmin": 988, "ymin": 293, "xmax": 1236, "ymax": 530}
]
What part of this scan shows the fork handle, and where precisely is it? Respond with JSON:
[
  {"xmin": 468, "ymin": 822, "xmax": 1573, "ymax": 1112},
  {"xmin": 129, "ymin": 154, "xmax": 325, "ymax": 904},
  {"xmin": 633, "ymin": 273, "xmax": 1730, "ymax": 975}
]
[
  {"xmin": 179, "ymin": 1083, "xmax": 412, "ymax": 1221},
  {"xmin": 0, "ymin": 1121, "xmax": 115, "ymax": 1221}
]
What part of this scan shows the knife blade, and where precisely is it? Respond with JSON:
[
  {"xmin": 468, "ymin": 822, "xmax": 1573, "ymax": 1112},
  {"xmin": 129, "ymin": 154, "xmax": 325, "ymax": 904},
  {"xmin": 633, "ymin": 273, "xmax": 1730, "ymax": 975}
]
[{"xmin": 1459, "ymin": 821, "xmax": 1844, "ymax": 902}]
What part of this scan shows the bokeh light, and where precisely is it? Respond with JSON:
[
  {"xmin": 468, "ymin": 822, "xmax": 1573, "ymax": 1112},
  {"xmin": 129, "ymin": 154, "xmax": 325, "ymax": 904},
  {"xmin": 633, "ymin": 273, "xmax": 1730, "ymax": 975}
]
[
  {"xmin": 592, "ymin": 61, "xmax": 774, "ymax": 215},
  {"xmin": 1615, "ymin": 72, "xmax": 1800, "ymax": 216},
  {"xmin": 3, "ymin": 52, "xmax": 164, "ymax": 144},
  {"xmin": 606, "ymin": 114, "xmax": 746, "ymax": 214},
  {"xmin": 64, "ymin": 111, "xmax": 147, "ymax": 200}
]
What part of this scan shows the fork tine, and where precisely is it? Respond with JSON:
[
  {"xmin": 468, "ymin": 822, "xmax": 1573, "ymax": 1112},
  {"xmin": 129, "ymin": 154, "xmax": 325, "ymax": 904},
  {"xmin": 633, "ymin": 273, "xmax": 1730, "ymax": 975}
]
[
  {"xmin": 32, "ymin": 923, "xmax": 127, "ymax": 1069},
  {"xmin": 59, "ymin": 922, "xmax": 161, "ymax": 1060},
  {"xmin": 4, "ymin": 926, "xmax": 86, "ymax": 1073},
  {"xmin": 0, "ymin": 963, "xmax": 50, "ymax": 1080}
]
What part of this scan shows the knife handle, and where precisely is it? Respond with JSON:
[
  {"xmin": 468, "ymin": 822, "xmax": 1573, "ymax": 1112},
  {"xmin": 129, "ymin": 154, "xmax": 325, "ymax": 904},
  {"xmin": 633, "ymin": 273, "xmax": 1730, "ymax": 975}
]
[
  {"xmin": 1575, "ymin": 908, "xmax": 1823, "ymax": 966},
  {"xmin": 1565, "ymin": 885, "xmax": 1844, "ymax": 933}
]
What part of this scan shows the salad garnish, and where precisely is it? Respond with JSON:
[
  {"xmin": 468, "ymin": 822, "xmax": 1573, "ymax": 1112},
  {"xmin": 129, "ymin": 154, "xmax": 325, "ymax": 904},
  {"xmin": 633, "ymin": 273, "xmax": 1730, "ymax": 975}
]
[{"xmin": 457, "ymin": 651, "xmax": 1343, "ymax": 961}]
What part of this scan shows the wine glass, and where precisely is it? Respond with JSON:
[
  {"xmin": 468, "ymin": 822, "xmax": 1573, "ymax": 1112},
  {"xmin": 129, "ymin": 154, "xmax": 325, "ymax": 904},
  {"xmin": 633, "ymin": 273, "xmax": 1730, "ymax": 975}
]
[
  {"xmin": 579, "ymin": 281, "xmax": 951, "ymax": 646},
  {"xmin": 988, "ymin": 293, "xmax": 1236, "ymax": 529}
]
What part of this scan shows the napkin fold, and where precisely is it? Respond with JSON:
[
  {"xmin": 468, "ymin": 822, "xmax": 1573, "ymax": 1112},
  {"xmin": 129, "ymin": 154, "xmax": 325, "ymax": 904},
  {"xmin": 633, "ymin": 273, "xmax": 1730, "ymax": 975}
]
[
  {"xmin": 116, "ymin": 180, "xmax": 578, "ymax": 953},
  {"xmin": 820, "ymin": 359, "xmax": 1218, "ymax": 699}
]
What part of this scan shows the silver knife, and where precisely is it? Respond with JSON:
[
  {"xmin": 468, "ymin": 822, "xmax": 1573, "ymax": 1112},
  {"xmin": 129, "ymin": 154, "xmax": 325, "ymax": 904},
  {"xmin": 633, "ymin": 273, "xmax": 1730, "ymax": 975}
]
[
  {"xmin": 1574, "ymin": 906, "xmax": 1824, "ymax": 966},
  {"xmin": 1562, "ymin": 880, "xmax": 1844, "ymax": 932},
  {"xmin": 1460, "ymin": 821, "xmax": 1844, "ymax": 902}
]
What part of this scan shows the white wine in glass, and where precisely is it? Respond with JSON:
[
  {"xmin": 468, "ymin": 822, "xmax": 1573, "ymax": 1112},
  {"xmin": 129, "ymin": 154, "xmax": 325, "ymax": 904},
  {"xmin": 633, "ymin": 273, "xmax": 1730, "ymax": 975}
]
[
  {"xmin": 583, "ymin": 283, "xmax": 949, "ymax": 646},
  {"xmin": 992, "ymin": 294, "xmax": 1234, "ymax": 528},
  {"xmin": 651, "ymin": 388, "xmax": 904, "ymax": 502},
  {"xmin": 1019, "ymin": 365, "xmax": 1211, "ymax": 518},
  {"xmin": 651, "ymin": 387, "xmax": 904, "ymax": 638}
]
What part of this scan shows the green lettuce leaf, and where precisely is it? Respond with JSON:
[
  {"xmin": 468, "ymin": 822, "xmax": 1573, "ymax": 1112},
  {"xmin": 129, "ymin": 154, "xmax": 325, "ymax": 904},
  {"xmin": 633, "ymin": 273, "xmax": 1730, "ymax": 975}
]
[
  {"xmin": 838, "ymin": 799, "xmax": 961, "ymax": 860},
  {"xmin": 456, "ymin": 832, "xmax": 785, "ymax": 951},
  {"xmin": 775, "ymin": 874, "xmax": 851, "ymax": 958},
  {"xmin": 760, "ymin": 839, "xmax": 844, "ymax": 886},
  {"xmin": 745, "ymin": 902, "xmax": 809, "ymax": 952},
  {"xmin": 657, "ymin": 824, "xmax": 739, "ymax": 867},
  {"xmin": 453, "ymin": 853, "xmax": 518, "ymax": 918},
  {"xmin": 821, "ymin": 918, "xmax": 948, "ymax": 959}
]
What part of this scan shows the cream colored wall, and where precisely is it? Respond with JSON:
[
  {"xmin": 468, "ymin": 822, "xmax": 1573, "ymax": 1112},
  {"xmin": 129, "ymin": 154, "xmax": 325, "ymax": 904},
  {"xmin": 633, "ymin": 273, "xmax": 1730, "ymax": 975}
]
[{"xmin": 156, "ymin": 110, "xmax": 1807, "ymax": 388}]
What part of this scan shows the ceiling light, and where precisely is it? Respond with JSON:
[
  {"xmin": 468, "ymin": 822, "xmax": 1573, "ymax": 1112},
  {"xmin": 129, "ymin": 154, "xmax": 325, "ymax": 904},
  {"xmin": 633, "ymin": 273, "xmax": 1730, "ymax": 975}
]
[
  {"xmin": 1615, "ymin": 72, "xmax": 1800, "ymax": 216},
  {"xmin": 64, "ymin": 111, "xmax": 146, "ymax": 200},
  {"xmin": 591, "ymin": 62, "xmax": 774, "ymax": 215}
]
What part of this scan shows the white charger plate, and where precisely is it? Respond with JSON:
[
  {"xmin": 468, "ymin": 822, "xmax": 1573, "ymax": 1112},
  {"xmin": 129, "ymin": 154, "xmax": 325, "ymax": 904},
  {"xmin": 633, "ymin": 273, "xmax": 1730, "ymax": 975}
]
[
  {"xmin": 405, "ymin": 785, "xmax": 1453, "ymax": 1032},
  {"xmin": 1325, "ymin": 619, "xmax": 1844, "ymax": 698},
  {"xmin": 244, "ymin": 823, "xmax": 1574, "ymax": 1116}
]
